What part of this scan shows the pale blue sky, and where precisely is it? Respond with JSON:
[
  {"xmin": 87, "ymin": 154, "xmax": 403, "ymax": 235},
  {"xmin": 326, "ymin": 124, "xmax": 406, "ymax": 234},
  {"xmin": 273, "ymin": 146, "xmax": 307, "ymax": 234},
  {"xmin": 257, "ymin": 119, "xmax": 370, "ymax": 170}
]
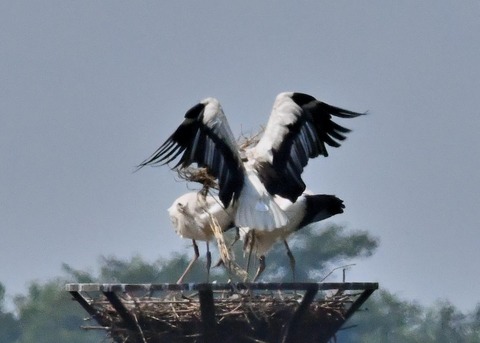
[{"xmin": 1, "ymin": 1, "xmax": 480, "ymax": 311}]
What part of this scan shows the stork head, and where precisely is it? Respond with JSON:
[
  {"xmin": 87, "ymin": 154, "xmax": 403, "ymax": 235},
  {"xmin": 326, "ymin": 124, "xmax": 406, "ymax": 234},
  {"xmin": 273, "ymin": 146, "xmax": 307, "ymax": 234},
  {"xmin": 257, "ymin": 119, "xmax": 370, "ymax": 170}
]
[{"xmin": 176, "ymin": 202, "xmax": 186, "ymax": 213}]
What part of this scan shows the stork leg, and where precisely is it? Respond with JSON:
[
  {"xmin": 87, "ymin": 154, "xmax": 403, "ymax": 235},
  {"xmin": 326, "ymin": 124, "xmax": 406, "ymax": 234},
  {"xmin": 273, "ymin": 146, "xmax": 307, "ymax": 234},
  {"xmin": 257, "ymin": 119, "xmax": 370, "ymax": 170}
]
[
  {"xmin": 283, "ymin": 240, "xmax": 296, "ymax": 282},
  {"xmin": 245, "ymin": 231, "xmax": 255, "ymax": 281},
  {"xmin": 176, "ymin": 239, "xmax": 200, "ymax": 284},
  {"xmin": 246, "ymin": 248, "xmax": 252, "ymax": 278},
  {"xmin": 252, "ymin": 255, "xmax": 266, "ymax": 282},
  {"xmin": 206, "ymin": 241, "xmax": 212, "ymax": 282},
  {"xmin": 213, "ymin": 258, "xmax": 224, "ymax": 268},
  {"xmin": 230, "ymin": 227, "xmax": 240, "ymax": 247}
]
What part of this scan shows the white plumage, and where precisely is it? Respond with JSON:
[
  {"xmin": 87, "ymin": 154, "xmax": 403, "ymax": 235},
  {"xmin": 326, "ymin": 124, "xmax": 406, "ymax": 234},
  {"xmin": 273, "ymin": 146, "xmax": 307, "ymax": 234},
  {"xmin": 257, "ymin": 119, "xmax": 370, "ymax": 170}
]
[
  {"xmin": 168, "ymin": 191, "xmax": 234, "ymax": 241},
  {"xmin": 168, "ymin": 191, "xmax": 235, "ymax": 283},
  {"xmin": 241, "ymin": 192, "xmax": 345, "ymax": 281},
  {"xmin": 138, "ymin": 92, "xmax": 364, "ymax": 232},
  {"xmin": 168, "ymin": 190, "xmax": 344, "ymax": 282}
]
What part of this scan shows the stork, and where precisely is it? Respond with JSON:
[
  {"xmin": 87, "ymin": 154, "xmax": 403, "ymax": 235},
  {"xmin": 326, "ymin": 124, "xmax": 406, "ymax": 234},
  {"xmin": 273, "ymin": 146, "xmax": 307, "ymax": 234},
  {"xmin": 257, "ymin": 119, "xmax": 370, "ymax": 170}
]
[
  {"xmin": 138, "ymin": 92, "xmax": 364, "ymax": 231},
  {"xmin": 168, "ymin": 191, "xmax": 235, "ymax": 283},
  {"xmin": 169, "ymin": 190, "xmax": 344, "ymax": 283},
  {"xmin": 241, "ymin": 193, "xmax": 345, "ymax": 281}
]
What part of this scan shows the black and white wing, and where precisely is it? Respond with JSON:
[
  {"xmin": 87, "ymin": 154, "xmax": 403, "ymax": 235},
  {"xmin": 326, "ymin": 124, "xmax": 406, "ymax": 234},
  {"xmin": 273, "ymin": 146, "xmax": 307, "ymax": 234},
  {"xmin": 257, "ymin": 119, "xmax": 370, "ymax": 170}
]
[
  {"xmin": 138, "ymin": 98, "xmax": 245, "ymax": 207},
  {"xmin": 251, "ymin": 92, "xmax": 365, "ymax": 202}
]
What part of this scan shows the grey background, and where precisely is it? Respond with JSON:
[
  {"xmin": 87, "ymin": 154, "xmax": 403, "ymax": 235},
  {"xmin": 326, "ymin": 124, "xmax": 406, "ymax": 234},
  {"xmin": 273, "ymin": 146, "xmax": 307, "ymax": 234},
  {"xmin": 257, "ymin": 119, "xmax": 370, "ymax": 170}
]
[{"xmin": 1, "ymin": 1, "xmax": 479, "ymax": 311}]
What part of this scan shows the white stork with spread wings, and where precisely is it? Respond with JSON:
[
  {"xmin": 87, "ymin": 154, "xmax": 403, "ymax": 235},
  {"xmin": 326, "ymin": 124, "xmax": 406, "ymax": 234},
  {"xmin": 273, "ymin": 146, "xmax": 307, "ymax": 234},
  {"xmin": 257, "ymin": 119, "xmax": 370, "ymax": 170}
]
[{"xmin": 138, "ymin": 92, "xmax": 364, "ymax": 230}]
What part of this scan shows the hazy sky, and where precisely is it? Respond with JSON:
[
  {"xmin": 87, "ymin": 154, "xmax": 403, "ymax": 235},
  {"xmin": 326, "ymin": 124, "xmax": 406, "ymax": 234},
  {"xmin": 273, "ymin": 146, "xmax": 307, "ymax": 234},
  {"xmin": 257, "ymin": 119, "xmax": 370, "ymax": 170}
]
[{"xmin": 2, "ymin": 1, "xmax": 480, "ymax": 312}]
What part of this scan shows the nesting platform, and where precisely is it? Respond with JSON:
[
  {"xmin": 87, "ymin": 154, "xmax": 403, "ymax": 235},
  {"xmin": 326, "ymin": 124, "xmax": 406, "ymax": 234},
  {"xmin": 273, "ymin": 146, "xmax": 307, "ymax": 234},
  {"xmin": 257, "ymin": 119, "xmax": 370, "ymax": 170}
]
[{"xmin": 66, "ymin": 282, "xmax": 378, "ymax": 343}]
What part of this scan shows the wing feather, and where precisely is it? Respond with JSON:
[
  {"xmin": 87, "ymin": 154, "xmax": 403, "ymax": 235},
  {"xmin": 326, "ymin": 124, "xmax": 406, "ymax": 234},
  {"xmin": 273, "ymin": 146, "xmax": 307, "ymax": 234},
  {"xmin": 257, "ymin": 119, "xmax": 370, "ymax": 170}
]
[
  {"xmin": 253, "ymin": 92, "xmax": 365, "ymax": 202},
  {"xmin": 137, "ymin": 98, "xmax": 244, "ymax": 207}
]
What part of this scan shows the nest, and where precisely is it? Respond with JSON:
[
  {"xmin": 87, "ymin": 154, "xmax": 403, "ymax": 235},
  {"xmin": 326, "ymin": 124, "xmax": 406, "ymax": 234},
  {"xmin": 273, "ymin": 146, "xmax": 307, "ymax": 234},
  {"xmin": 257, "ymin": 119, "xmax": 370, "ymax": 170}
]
[{"xmin": 85, "ymin": 288, "xmax": 353, "ymax": 343}]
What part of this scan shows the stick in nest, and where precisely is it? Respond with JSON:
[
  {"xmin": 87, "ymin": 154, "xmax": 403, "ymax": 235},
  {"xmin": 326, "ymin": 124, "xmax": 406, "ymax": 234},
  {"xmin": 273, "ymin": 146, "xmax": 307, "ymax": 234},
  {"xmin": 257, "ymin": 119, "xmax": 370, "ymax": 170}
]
[
  {"xmin": 209, "ymin": 215, "xmax": 249, "ymax": 281},
  {"xmin": 238, "ymin": 128, "xmax": 263, "ymax": 153},
  {"xmin": 176, "ymin": 167, "xmax": 218, "ymax": 190}
]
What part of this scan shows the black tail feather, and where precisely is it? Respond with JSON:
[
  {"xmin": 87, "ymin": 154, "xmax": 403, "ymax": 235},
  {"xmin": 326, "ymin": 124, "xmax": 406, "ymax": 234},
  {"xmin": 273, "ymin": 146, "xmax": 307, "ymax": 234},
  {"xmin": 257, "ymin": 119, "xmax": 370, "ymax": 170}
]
[{"xmin": 298, "ymin": 194, "xmax": 345, "ymax": 229}]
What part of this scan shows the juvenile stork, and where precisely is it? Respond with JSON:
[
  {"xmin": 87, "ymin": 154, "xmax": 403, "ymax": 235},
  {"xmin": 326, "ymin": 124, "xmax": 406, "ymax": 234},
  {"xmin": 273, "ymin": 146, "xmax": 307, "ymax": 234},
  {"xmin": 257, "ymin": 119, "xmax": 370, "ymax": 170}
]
[
  {"xmin": 138, "ymin": 92, "xmax": 364, "ymax": 230},
  {"xmin": 168, "ymin": 191, "xmax": 235, "ymax": 283},
  {"xmin": 242, "ymin": 193, "xmax": 345, "ymax": 281}
]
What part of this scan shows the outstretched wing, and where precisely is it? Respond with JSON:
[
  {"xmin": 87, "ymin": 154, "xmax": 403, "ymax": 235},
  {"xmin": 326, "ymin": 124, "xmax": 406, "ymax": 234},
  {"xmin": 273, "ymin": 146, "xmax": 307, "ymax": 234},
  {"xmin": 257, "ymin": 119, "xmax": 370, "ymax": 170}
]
[
  {"xmin": 252, "ymin": 92, "xmax": 365, "ymax": 202},
  {"xmin": 138, "ymin": 98, "xmax": 245, "ymax": 207}
]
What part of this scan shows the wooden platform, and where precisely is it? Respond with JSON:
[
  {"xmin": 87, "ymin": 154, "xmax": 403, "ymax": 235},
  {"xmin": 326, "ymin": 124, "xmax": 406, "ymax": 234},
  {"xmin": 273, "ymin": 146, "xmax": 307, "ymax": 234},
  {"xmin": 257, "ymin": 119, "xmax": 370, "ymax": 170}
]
[{"xmin": 66, "ymin": 282, "xmax": 378, "ymax": 343}]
